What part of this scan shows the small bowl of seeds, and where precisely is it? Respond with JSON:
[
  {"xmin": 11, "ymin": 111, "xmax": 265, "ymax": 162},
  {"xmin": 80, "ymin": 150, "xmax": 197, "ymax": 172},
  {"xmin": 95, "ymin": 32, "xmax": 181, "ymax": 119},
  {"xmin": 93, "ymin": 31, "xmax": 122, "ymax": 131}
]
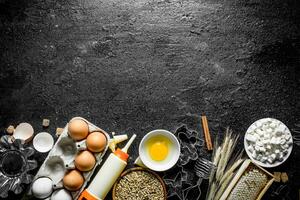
[{"xmin": 112, "ymin": 167, "xmax": 167, "ymax": 200}]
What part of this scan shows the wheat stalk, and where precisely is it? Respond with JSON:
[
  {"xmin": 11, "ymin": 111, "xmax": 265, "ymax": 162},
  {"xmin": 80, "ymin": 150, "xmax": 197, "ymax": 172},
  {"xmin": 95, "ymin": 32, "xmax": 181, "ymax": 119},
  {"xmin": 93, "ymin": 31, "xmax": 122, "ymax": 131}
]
[{"xmin": 206, "ymin": 128, "xmax": 241, "ymax": 200}]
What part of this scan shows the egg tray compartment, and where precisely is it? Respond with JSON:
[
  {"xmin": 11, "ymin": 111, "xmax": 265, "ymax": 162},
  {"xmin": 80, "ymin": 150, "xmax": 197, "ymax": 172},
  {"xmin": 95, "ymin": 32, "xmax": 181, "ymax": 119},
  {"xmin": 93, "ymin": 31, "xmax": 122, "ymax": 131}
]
[
  {"xmin": 220, "ymin": 159, "xmax": 274, "ymax": 200},
  {"xmin": 29, "ymin": 117, "xmax": 110, "ymax": 200}
]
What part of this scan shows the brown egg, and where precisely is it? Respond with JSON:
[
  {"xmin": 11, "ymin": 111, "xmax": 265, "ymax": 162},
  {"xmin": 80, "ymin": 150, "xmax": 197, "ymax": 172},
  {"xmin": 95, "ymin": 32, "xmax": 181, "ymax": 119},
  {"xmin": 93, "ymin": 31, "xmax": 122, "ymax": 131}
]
[
  {"xmin": 86, "ymin": 131, "xmax": 107, "ymax": 152},
  {"xmin": 75, "ymin": 150, "xmax": 96, "ymax": 171},
  {"xmin": 68, "ymin": 119, "xmax": 89, "ymax": 141},
  {"xmin": 63, "ymin": 170, "xmax": 84, "ymax": 191}
]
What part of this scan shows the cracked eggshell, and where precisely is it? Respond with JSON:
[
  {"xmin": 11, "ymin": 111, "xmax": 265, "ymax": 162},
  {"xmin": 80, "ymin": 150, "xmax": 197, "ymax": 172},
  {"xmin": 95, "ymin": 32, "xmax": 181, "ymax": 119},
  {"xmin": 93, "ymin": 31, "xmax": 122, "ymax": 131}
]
[
  {"xmin": 33, "ymin": 132, "xmax": 54, "ymax": 153},
  {"xmin": 13, "ymin": 123, "xmax": 34, "ymax": 143}
]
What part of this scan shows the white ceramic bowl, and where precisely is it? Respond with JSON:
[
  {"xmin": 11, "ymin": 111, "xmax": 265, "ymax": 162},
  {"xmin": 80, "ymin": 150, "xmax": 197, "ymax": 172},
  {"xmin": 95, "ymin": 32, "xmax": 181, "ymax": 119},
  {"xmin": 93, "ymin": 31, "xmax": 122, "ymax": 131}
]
[
  {"xmin": 244, "ymin": 118, "xmax": 293, "ymax": 168},
  {"xmin": 139, "ymin": 129, "xmax": 180, "ymax": 172},
  {"xmin": 33, "ymin": 132, "xmax": 54, "ymax": 153}
]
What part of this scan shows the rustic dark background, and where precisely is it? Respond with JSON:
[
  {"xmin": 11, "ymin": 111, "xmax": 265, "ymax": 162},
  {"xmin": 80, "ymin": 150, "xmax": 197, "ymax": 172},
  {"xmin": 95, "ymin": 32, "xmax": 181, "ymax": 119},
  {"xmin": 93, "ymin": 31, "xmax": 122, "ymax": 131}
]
[{"xmin": 0, "ymin": 0, "xmax": 299, "ymax": 199}]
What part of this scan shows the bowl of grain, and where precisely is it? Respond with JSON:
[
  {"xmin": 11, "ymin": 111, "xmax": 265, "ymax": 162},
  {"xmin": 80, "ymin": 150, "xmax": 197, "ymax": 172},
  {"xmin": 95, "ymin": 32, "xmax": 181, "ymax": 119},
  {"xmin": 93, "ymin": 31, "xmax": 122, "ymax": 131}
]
[{"xmin": 112, "ymin": 167, "xmax": 167, "ymax": 200}]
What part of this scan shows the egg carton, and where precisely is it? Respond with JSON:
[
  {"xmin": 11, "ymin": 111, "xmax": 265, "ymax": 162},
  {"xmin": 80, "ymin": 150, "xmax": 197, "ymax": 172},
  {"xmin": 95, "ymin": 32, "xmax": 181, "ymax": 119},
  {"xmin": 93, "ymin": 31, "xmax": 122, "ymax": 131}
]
[{"xmin": 29, "ymin": 117, "xmax": 110, "ymax": 199}]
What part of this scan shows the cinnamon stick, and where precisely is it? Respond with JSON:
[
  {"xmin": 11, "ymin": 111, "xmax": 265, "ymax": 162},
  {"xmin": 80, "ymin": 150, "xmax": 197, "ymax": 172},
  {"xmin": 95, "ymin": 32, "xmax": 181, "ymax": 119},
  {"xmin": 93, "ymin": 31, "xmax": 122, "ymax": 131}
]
[{"xmin": 201, "ymin": 115, "xmax": 213, "ymax": 151}]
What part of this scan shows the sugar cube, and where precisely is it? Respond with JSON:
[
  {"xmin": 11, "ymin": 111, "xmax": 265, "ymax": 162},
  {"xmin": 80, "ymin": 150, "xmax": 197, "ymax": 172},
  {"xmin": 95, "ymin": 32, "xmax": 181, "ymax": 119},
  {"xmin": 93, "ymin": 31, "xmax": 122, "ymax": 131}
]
[
  {"xmin": 42, "ymin": 119, "xmax": 50, "ymax": 127},
  {"xmin": 248, "ymin": 145, "xmax": 254, "ymax": 153},
  {"xmin": 273, "ymin": 172, "xmax": 281, "ymax": 182},
  {"xmin": 56, "ymin": 127, "xmax": 64, "ymax": 137},
  {"xmin": 281, "ymin": 172, "xmax": 288, "ymax": 183},
  {"xmin": 246, "ymin": 134, "xmax": 257, "ymax": 143}
]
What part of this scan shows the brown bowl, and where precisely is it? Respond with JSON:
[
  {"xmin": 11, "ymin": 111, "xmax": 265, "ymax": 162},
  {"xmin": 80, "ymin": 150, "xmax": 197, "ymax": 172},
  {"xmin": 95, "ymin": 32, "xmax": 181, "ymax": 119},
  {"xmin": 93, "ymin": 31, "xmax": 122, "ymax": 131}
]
[{"xmin": 112, "ymin": 167, "xmax": 167, "ymax": 200}]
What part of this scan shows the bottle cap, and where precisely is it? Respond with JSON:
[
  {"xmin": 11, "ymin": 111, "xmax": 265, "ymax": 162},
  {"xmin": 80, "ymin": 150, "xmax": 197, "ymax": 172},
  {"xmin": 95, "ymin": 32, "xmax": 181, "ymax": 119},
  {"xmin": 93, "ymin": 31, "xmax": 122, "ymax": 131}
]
[
  {"xmin": 78, "ymin": 189, "xmax": 99, "ymax": 200},
  {"xmin": 114, "ymin": 148, "xmax": 129, "ymax": 161}
]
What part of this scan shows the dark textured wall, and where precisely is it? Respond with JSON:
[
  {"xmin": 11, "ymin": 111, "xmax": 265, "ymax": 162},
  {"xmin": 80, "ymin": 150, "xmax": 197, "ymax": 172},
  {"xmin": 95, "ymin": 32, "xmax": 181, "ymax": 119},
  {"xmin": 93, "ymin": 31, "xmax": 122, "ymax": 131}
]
[{"xmin": 0, "ymin": 0, "xmax": 299, "ymax": 199}]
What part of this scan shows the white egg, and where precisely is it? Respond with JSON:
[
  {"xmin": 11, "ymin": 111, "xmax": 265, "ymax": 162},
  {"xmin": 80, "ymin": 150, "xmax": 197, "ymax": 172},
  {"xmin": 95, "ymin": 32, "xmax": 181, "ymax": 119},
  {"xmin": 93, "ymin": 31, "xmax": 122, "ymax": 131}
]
[
  {"xmin": 51, "ymin": 189, "xmax": 72, "ymax": 200},
  {"xmin": 32, "ymin": 177, "xmax": 53, "ymax": 199}
]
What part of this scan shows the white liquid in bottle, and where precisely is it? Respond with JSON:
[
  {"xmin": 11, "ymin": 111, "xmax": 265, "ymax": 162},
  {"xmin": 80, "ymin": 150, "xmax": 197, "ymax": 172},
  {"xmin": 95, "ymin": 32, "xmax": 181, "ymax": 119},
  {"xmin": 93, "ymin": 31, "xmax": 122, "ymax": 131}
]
[{"xmin": 79, "ymin": 134, "xmax": 136, "ymax": 200}]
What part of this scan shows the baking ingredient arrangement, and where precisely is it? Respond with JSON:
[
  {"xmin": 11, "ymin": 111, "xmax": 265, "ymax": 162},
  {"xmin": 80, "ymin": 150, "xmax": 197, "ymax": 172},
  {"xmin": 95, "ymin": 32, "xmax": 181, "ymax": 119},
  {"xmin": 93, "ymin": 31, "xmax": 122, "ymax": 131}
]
[{"xmin": 0, "ymin": 116, "xmax": 295, "ymax": 200}]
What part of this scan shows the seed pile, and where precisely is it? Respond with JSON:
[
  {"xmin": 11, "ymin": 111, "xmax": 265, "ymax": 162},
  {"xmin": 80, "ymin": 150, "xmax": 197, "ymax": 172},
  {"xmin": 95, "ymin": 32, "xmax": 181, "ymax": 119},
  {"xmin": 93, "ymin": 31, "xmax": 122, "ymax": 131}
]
[
  {"xmin": 227, "ymin": 166, "xmax": 268, "ymax": 200},
  {"xmin": 115, "ymin": 170, "xmax": 164, "ymax": 200}
]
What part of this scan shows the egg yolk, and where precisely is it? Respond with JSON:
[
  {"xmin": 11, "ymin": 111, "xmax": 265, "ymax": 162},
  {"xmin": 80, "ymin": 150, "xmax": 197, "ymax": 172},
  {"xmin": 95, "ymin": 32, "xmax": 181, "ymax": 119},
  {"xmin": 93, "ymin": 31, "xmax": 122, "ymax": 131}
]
[{"xmin": 149, "ymin": 141, "xmax": 168, "ymax": 161}]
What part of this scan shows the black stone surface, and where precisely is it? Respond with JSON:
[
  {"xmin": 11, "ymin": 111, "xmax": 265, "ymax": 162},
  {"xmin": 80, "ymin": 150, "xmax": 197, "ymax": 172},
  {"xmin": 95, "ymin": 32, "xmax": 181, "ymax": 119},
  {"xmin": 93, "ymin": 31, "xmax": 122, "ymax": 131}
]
[{"xmin": 0, "ymin": 0, "xmax": 299, "ymax": 199}]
